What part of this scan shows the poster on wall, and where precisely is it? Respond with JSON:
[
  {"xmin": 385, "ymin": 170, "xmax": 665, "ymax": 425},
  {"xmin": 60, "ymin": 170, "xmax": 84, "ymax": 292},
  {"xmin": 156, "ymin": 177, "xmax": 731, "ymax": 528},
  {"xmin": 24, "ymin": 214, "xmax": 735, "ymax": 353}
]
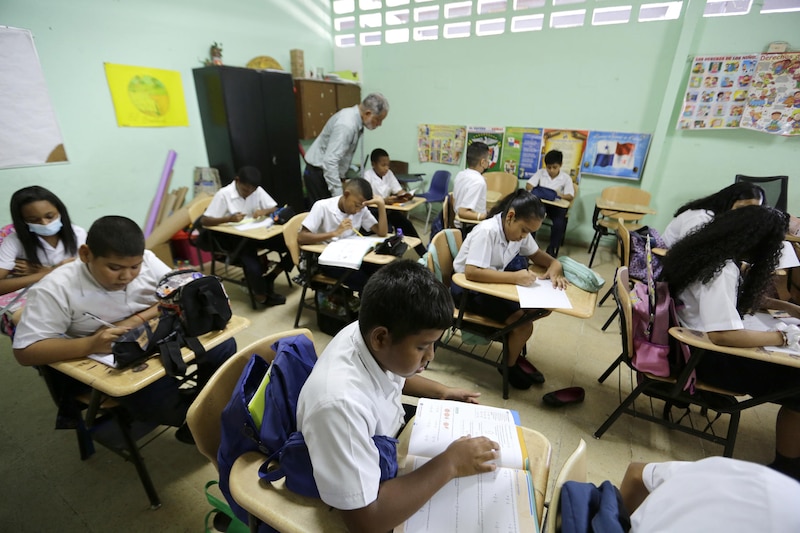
[
  {"xmin": 542, "ymin": 129, "xmax": 588, "ymax": 183},
  {"xmin": 0, "ymin": 27, "xmax": 68, "ymax": 169},
  {"xmin": 466, "ymin": 126, "xmax": 505, "ymax": 170},
  {"xmin": 581, "ymin": 131, "xmax": 652, "ymax": 181},
  {"xmin": 417, "ymin": 124, "xmax": 466, "ymax": 164},
  {"xmin": 104, "ymin": 63, "xmax": 189, "ymax": 127},
  {"xmin": 677, "ymin": 54, "xmax": 758, "ymax": 131},
  {"xmin": 740, "ymin": 52, "xmax": 800, "ymax": 136},
  {"xmin": 502, "ymin": 127, "xmax": 543, "ymax": 180}
]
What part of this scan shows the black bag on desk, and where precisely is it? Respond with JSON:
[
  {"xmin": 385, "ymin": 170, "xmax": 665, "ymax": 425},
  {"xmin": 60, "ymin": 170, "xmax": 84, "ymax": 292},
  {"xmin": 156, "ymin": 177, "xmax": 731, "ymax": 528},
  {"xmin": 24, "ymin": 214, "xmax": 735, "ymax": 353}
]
[
  {"xmin": 374, "ymin": 234, "xmax": 408, "ymax": 257},
  {"xmin": 272, "ymin": 206, "xmax": 296, "ymax": 225}
]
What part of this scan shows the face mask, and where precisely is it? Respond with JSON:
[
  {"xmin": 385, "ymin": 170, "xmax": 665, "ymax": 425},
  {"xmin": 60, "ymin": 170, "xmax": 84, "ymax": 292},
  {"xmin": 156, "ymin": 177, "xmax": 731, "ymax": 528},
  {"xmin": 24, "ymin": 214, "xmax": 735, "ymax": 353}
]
[{"xmin": 28, "ymin": 216, "xmax": 63, "ymax": 237}]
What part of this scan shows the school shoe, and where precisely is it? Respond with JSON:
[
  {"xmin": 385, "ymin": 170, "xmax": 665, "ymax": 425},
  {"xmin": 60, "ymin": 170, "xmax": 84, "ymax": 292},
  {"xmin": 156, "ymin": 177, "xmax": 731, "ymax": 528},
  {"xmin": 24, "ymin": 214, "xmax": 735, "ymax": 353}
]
[
  {"xmin": 263, "ymin": 292, "xmax": 286, "ymax": 306},
  {"xmin": 175, "ymin": 422, "xmax": 196, "ymax": 445},
  {"xmin": 517, "ymin": 356, "xmax": 546, "ymax": 384},
  {"xmin": 499, "ymin": 364, "xmax": 533, "ymax": 390}
]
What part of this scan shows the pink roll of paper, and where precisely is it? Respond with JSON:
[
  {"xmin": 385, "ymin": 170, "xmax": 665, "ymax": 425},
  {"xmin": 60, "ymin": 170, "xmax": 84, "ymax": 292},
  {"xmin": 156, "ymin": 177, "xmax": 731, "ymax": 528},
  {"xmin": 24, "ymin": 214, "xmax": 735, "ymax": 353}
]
[{"xmin": 144, "ymin": 149, "xmax": 177, "ymax": 238}]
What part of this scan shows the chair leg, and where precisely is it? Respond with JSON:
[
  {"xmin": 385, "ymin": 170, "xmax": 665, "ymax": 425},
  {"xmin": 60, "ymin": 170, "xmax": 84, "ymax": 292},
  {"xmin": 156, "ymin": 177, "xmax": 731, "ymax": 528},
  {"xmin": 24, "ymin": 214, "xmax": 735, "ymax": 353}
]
[
  {"xmin": 588, "ymin": 230, "xmax": 603, "ymax": 267},
  {"xmin": 598, "ymin": 284, "xmax": 614, "ymax": 307},
  {"xmin": 601, "ymin": 309, "xmax": 619, "ymax": 332},
  {"xmin": 294, "ymin": 285, "xmax": 309, "ymax": 328},
  {"xmin": 424, "ymin": 204, "xmax": 433, "ymax": 234},
  {"xmin": 594, "ymin": 380, "xmax": 649, "ymax": 439},
  {"xmin": 115, "ymin": 414, "xmax": 161, "ymax": 509},
  {"xmin": 501, "ymin": 335, "xmax": 510, "ymax": 400},
  {"xmin": 723, "ymin": 411, "xmax": 741, "ymax": 458},
  {"xmin": 598, "ymin": 353, "xmax": 624, "ymax": 383}
]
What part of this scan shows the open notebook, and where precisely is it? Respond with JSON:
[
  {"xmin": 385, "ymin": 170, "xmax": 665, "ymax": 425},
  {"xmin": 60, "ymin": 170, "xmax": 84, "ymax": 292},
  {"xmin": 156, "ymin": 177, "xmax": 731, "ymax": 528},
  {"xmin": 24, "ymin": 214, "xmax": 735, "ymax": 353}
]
[
  {"xmin": 397, "ymin": 398, "xmax": 539, "ymax": 533},
  {"xmin": 318, "ymin": 236, "xmax": 385, "ymax": 269}
]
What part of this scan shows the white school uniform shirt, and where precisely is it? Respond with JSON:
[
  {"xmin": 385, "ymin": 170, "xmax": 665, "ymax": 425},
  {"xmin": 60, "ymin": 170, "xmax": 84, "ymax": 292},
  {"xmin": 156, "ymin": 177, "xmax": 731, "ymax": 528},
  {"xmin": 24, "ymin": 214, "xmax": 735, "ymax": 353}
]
[
  {"xmin": 452, "ymin": 168, "xmax": 487, "ymax": 229},
  {"xmin": 304, "ymin": 105, "xmax": 363, "ymax": 197},
  {"xmin": 453, "ymin": 214, "xmax": 539, "ymax": 273},
  {"xmin": 301, "ymin": 196, "xmax": 378, "ymax": 242},
  {"xmin": 363, "ymin": 167, "xmax": 403, "ymax": 198},
  {"xmin": 0, "ymin": 225, "xmax": 87, "ymax": 271},
  {"xmin": 661, "ymin": 209, "xmax": 714, "ymax": 247},
  {"xmin": 675, "ymin": 260, "xmax": 743, "ymax": 332},
  {"xmin": 297, "ymin": 322, "xmax": 405, "ymax": 510},
  {"xmin": 631, "ymin": 457, "xmax": 800, "ymax": 532},
  {"xmin": 13, "ymin": 250, "xmax": 172, "ymax": 349},
  {"xmin": 203, "ymin": 182, "xmax": 277, "ymax": 219},
  {"xmin": 525, "ymin": 168, "xmax": 575, "ymax": 197}
]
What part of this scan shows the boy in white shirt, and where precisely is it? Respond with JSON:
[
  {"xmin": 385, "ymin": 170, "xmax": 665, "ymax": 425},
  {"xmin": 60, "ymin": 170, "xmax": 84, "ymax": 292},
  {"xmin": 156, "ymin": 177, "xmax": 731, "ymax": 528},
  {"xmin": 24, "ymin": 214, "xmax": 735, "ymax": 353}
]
[
  {"xmin": 525, "ymin": 150, "xmax": 575, "ymax": 256},
  {"xmin": 452, "ymin": 142, "xmax": 490, "ymax": 230}
]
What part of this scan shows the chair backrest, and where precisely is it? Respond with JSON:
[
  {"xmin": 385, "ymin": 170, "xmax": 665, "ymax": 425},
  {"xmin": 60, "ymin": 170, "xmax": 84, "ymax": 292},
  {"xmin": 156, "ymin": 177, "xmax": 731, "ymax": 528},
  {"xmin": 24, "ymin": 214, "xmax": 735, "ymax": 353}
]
[
  {"xmin": 735, "ymin": 174, "xmax": 789, "ymax": 212},
  {"xmin": 187, "ymin": 196, "xmax": 214, "ymax": 224},
  {"xmin": 427, "ymin": 229, "xmax": 462, "ymax": 287},
  {"xmin": 187, "ymin": 328, "xmax": 315, "ymax": 470},
  {"xmin": 428, "ymin": 170, "xmax": 452, "ymax": 199},
  {"xmin": 282, "ymin": 212, "xmax": 310, "ymax": 268},
  {"xmin": 484, "ymin": 172, "xmax": 518, "ymax": 198},
  {"xmin": 443, "ymin": 193, "xmax": 456, "ymax": 230},
  {"xmin": 615, "ymin": 267, "xmax": 634, "ymax": 360},
  {"xmin": 616, "ymin": 218, "xmax": 632, "ymax": 268},
  {"xmin": 389, "ymin": 159, "xmax": 409, "ymax": 175},
  {"xmin": 545, "ymin": 439, "xmax": 588, "ymax": 533}
]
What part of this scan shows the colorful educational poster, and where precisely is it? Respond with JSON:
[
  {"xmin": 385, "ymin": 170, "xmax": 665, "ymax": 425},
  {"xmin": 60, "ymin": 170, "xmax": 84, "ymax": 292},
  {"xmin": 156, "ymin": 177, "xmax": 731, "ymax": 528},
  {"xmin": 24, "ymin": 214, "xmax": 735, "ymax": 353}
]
[
  {"xmin": 581, "ymin": 131, "xmax": 652, "ymax": 181},
  {"xmin": 542, "ymin": 129, "xmax": 588, "ymax": 183},
  {"xmin": 503, "ymin": 127, "xmax": 543, "ymax": 180},
  {"xmin": 740, "ymin": 52, "xmax": 800, "ymax": 136},
  {"xmin": 104, "ymin": 63, "xmax": 189, "ymax": 127},
  {"xmin": 677, "ymin": 54, "xmax": 758, "ymax": 131},
  {"xmin": 466, "ymin": 126, "xmax": 505, "ymax": 171},
  {"xmin": 417, "ymin": 124, "xmax": 466, "ymax": 165}
]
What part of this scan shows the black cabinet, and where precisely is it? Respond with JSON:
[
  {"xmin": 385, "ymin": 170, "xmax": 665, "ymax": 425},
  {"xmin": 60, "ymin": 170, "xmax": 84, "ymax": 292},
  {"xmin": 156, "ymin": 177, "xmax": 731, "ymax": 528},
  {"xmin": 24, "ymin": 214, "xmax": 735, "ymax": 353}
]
[{"xmin": 193, "ymin": 66, "xmax": 304, "ymax": 212}]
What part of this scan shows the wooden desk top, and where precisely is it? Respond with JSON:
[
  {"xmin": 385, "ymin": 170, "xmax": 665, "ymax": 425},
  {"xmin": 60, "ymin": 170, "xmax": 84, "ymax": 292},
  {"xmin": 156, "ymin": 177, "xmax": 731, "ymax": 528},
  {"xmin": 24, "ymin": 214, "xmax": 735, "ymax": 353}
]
[
  {"xmin": 301, "ymin": 236, "xmax": 422, "ymax": 266},
  {"xmin": 207, "ymin": 221, "xmax": 284, "ymax": 240},
  {"xmin": 451, "ymin": 267, "xmax": 598, "ymax": 320},
  {"xmin": 595, "ymin": 198, "xmax": 656, "ymax": 215},
  {"xmin": 541, "ymin": 198, "xmax": 570, "ymax": 209},
  {"xmin": 49, "ymin": 315, "xmax": 250, "ymax": 397},
  {"xmin": 229, "ymin": 417, "xmax": 551, "ymax": 532},
  {"xmin": 385, "ymin": 196, "xmax": 427, "ymax": 212},
  {"xmin": 669, "ymin": 326, "xmax": 800, "ymax": 369}
]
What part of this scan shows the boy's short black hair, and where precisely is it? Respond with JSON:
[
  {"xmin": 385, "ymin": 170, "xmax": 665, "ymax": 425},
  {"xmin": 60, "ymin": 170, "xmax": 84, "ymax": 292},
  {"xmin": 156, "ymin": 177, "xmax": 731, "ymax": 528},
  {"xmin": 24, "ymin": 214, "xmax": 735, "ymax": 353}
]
[
  {"xmin": 86, "ymin": 216, "xmax": 145, "ymax": 258},
  {"xmin": 370, "ymin": 148, "xmax": 389, "ymax": 163},
  {"xmin": 544, "ymin": 150, "xmax": 563, "ymax": 166},
  {"xmin": 359, "ymin": 260, "xmax": 453, "ymax": 343},
  {"xmin": 237, "ymin": 166, "xmax": 262, "ymax": 187},
  {"xmin": 345, "ymin": 177, "xmax": 374, "ymax": 201},
  {"xmin": 466, "ymin": 142, "xmax": 490, "ymax": 168}
]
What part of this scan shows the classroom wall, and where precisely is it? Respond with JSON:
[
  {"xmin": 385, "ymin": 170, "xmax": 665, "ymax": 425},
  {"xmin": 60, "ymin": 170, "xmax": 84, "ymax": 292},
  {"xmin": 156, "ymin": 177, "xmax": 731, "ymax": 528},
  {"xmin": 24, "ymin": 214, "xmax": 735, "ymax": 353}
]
[
  {"xmin": 1, "ymin": 0, "xmax": 334, "ymax": 232},
  {"xmin": 359, "ymin": 6, "xmax": 800, "ymax": 244}
]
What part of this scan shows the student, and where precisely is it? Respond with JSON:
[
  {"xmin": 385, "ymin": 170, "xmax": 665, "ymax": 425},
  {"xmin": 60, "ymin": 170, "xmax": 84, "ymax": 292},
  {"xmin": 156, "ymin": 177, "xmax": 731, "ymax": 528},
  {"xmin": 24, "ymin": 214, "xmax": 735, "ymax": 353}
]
[
  {"xmin": 297, "ymin": 260, "xmax": 498, "ymax": 532},
  {"xmin": 452, "ymin": 142, "xmax": 490, "ymax": 229},
  {"xmin": 620, "ymin": 457, "xmax": 800, "ymax": 531},
  {"xmin": 451, "ymin": 190, "xmax": 567, "ymax": 388},
  {"xmin": 12, "ymin": 216, "xmax": 237, "ymax": 443},
  {"xmin": 661, "ymin": 181, "xmax": 764, "ymax": 246},
  {"xmin": 0, "ymin": 186, "xmax": 86, "ymax": 296},
  {"xmin": 201, "ymin": 166, "xmax": 290, "ymax": 307},
  {"xmin": 363, "ymin": 148, "xmax": 427, "ymax": 256},
  {"xmin": 525, "ymin": 150, "xmax": 575, "ymax": 256},
  {"xmin": 663, "ymin": 206, "xmax": 800, "ymax": 480}
]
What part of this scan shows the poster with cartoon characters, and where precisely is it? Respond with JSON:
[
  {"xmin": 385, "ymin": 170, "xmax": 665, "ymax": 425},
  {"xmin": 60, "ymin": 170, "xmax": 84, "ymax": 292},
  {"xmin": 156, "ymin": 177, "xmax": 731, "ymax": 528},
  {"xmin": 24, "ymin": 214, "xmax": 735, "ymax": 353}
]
[
  {"xmin": 466, "ymin": 126, "xmax": 505, "ymax": 170},
  {"xmin": 502, "ymin": 127, "xmax": 543, "ymax": 180},
  {"xmin": 677, "ymin": 54, "xmax": 758, "ymax": 131},
  {"xmin": 542, "ymin": 129, "xmax": 588, "ymax": 184},
  {"xmin": 581, "ymin": 131, "xmax": 652, "ymax": 181},
  {"xmin": 417, "ymin": 124, "xmax": 467, "ymax": 164},
  {"xmin": 740, "ymin": 52, "xmax": 800, "ymax": 136}
]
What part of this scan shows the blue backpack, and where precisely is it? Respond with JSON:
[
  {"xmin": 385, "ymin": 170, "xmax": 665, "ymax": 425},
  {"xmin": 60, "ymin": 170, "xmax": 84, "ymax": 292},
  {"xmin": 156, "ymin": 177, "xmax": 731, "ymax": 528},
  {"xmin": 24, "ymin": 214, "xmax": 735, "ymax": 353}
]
[{"xmin": 559, "ymin": 480, "xmax": 631, "ymax": 533}]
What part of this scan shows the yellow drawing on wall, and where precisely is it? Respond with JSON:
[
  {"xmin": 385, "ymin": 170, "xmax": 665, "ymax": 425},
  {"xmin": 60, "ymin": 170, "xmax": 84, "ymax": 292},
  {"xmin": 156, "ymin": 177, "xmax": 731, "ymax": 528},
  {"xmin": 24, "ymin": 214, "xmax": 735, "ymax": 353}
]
[{"xmin": 104, "ymin": 63, "xmax": 189, "ymax": 127}]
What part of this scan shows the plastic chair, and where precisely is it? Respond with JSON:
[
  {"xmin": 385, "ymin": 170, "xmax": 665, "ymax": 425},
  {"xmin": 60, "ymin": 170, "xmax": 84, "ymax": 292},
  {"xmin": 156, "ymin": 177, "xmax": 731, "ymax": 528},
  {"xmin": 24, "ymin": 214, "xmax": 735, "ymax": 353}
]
[
  {"xmin": 417, "ymin": 170, "xmax": 451, "ymax": 232},
  {"xmin": 735, "ymin": 174, "xmax": 788, "ymax": 212},
  {"xmin": 544, "ymin": 439, "xmax": 588, "ymax": 533},
  {"xmin": 587, "ymin": 186, "xmax": 651, "ymax": 267}
]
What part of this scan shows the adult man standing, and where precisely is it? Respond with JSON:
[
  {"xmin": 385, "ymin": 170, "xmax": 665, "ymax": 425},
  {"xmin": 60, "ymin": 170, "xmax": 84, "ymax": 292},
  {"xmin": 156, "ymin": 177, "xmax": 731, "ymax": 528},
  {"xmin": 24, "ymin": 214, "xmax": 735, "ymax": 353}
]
[{"xmin": 303, "ymin": 92, "xmax": 390, "ymax": 204}]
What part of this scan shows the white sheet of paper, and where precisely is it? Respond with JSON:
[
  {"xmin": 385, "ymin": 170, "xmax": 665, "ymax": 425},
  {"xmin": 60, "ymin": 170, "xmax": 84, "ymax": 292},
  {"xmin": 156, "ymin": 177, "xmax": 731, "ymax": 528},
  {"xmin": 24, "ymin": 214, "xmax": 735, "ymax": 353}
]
[
  {"xmin": 742, "ymin": 312, "xmax": 800, "ymax": 355},
  {"xmin": 234, "ymin": 217, "xmax": 275, "ymax": 231},
  {"xmin": 777, "ymin": 241, "xmax": 800, "ymax": 270},
  {"xmin": 516, "ymin": 280, "xmax": 572, "ymax": 309},
  {"xmin": 87, "ymin": 353, "xmax": 118, "ymax": 368}
]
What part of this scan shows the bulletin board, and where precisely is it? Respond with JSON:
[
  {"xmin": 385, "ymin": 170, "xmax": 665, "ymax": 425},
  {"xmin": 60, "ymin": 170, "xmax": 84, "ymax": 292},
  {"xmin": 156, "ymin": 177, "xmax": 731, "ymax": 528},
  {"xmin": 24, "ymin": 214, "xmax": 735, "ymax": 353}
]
[
  {"xmin": 542, "ymin": 129, "xmax": 588, "ymax": 184},
  {"xmin": 581, "ymin": 131, "xmax": 652, "ymax": 181},
  {"xmin": 502, "ymin": 127, "xmax": 543, "ymax": 180},
  {"xmin": 466, "ymin": 126, "xmax": 505, "ymax": 171}
]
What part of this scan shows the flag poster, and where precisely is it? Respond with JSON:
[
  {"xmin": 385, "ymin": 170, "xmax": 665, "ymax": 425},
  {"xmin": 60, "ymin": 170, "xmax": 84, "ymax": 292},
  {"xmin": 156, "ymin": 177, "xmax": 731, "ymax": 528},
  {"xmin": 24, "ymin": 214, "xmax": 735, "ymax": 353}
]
[
  {"xmin": 581, "ymin": 131, "xmax": 652, "ymax": 181},
  {"xmin": 417, "ymin": 124, "xmax": 466, "ymax": 164},
  {"xmin": 104, "ymin": 63, "xmax": 189, "ymax": 127},
  {"xmin": 740, "ymin": 52, "xmax": 800, "ymax": 136},
  {"xmin": 502, "ymin": 127, "xmax": 543, "ymax": 180},
  {"xmin": 466, "ymin": 126, "xmax": 505, "ymax": 171},
  {"xmin": 542, "ymin": 129, "xmax": 588, "ymax": 184}
]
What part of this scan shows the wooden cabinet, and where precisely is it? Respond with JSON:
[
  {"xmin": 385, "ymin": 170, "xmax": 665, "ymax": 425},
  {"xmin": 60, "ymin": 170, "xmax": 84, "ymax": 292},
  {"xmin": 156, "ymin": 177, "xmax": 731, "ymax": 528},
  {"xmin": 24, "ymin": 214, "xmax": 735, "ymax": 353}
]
[{"xmin": 294, "ymin": 79, "xmax": 361, "ymax": 139}]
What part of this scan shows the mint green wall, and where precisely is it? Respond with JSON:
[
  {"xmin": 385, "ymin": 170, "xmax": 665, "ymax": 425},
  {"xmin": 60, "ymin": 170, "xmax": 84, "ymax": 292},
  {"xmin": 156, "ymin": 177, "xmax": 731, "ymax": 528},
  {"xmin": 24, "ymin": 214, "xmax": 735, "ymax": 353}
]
[
  {"xmin": 361, "ymin": 7, "xmax": 800, "ymax": 244},
  {"xmin": 1, "ymin": 0, "xmax": 334, "ymax": 229}
]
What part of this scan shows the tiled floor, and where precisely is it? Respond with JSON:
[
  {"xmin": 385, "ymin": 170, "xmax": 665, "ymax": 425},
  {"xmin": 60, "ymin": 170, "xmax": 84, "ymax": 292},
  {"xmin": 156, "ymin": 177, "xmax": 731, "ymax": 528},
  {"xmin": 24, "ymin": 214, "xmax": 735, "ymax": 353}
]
[{"xmin": 0, "ymin": 223, "xmax": 775, "ymax": 531}]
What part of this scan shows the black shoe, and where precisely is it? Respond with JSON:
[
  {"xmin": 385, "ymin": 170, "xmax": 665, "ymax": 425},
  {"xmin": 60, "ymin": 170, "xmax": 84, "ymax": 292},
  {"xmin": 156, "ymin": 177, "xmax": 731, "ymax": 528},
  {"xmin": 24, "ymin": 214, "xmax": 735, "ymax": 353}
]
[
  {"xmin": 175, "ymin": 422, "xmax": 195, "ymax": 445},
  {"xmin": 499, "ymin": 365, "xmax": 533, "ymax": 390},
  {"xmin": 263, "ymin": 292, "xmax": 286, "ymax": 306},
  {"xmin": 517, "ymin": 357, "xmax": 546, "ymax": 384}
]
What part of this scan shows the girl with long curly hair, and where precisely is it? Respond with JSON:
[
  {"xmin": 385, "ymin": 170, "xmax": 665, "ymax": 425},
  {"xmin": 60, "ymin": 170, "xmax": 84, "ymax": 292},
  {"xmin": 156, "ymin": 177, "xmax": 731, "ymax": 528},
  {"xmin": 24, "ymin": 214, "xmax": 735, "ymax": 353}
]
[{"xmin": 664, "ymin": 205, "xmax": 800, "ymax": 480}]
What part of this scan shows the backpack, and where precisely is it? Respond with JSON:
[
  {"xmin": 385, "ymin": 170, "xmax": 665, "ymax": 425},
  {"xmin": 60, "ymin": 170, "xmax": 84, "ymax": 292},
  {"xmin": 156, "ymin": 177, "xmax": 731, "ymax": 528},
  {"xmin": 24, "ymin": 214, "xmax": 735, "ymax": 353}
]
[
  {"xmin": 629, "ymin": 227, "xmax": 667, "ymax": 281},
  {"xmin": 529, "ymin": 186, "xmax": 559, "ymax": 202},
  {"xmin": 559, "ymin": 481, "xmax": 630, "ymax": 533}
]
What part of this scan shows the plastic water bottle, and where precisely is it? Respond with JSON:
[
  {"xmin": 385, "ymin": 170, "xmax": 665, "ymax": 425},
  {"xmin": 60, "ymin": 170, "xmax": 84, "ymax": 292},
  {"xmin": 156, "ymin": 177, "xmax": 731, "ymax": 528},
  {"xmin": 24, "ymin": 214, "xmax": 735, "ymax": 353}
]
[{"xmin": 396, "ymin": 228, "xmax": 403, "ymax": 238}]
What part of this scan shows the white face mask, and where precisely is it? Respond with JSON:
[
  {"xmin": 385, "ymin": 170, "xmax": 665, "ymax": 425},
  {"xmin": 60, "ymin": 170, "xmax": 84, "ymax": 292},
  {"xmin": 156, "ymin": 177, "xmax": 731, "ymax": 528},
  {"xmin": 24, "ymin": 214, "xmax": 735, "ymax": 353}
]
[{"xmin": 28, "ymin": 216, "xmax": 63, "ymax": 237}]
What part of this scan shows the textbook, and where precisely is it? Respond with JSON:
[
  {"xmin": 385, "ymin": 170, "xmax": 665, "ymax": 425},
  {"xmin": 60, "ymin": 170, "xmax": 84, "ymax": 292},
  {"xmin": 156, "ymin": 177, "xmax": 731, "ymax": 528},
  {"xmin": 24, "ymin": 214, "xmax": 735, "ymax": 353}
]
[
  {"xmin": 318, "ymin": 236, "xmax": 384, "ymax": 270},
  {"xmin": 398, "ymin": 398, "xmax": 539, "ymax": 533}
]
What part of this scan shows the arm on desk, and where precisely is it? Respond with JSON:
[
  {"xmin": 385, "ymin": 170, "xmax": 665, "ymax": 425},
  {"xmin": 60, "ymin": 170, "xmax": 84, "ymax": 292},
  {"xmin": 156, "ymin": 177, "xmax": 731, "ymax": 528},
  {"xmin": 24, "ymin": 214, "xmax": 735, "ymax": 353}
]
[
  {"xmin": 529, "ymin": 250, "xmax": 567, "ymax": 289},
  {"xmin": 764, "ymin": 297, "xmax": 800, "ymax": 320},
  {"xmin": 706, "ymin": 328, "xmax": 784, "ymax": 348},
  {"xmin": 13, "ymin": 328, "xmax": 127, "ymax": 366},
  {"xmin": 363, "ymin": 196, "xmax": 388, "ymax": 237},
  {"xmin": 201, "ymin": 213, "xmax": 244, "ymax": 226},
  {"xmin": 465, "ymin": 264, "xmax": 537, "ymax": 286},
  {"xmin": 297, "ymin": 221, "xmax": 350, "ymax": 245},
  {"xmin": 112, "ymin": 303, "xmax": 160, "ymax": 329},
  {"xmin": 403, "ymin": 374, "xmax": 481, "ymax": 404},
  {"xmin": 457, "ymin": 207, "xmax": 484, "ymax": 222}
]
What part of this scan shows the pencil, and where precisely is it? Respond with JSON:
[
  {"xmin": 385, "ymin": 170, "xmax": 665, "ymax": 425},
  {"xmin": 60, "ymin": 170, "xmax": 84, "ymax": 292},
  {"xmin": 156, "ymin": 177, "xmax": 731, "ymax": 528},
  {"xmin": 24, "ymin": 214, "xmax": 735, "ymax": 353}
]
[{"xmin": 352, "ymin": 227, "xmax": 364, "ymax": 237}]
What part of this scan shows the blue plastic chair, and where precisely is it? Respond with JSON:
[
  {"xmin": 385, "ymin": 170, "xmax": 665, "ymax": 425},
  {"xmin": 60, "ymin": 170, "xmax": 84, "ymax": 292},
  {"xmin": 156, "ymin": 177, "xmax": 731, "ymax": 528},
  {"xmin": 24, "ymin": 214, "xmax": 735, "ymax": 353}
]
[{"xmin": 417, "ymin": 170, "xmax": 452, "ymax": 232}]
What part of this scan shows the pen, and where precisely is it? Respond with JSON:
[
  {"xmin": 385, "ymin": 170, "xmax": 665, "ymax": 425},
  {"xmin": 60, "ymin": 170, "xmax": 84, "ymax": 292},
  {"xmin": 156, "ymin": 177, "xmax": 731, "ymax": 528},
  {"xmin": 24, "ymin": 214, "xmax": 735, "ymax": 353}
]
[{"xmin": 83, "ymin": 311, "xmax": 116, "ymax": 329}]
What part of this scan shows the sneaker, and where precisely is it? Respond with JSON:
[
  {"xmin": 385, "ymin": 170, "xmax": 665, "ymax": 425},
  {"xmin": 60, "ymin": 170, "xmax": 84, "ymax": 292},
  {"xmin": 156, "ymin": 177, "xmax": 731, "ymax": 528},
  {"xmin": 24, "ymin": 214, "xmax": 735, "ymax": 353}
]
[
  {"xmin": 499, "ymin": 364, "xmax": 533, "ymax": 390},
  {"xmin": 517, "ymin": 357, "xmax": 546, "ymax": 383},
  {"xmin": 175, "ymin": 422, "xmax": 195, "ymax": 445}
]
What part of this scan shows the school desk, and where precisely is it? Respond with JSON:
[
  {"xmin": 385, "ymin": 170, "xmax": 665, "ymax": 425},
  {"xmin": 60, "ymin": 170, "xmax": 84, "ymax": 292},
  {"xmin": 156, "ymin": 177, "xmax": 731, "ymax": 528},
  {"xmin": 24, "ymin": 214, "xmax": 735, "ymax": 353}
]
[
  {"xmin": 541, "ymin": 197, "xmax": 571, "ymax": 209},
  {"xmin": 593, "ymin": 197, "xmax": 656, "ymax": 218},
  {"xmin": 300, "ymin": 235, "xmax": 422, "ymax": 266},
  {"xmin": 228, "ymin": 416, "xmax": 552, "ymax": 533},
  {"xmin": 384, "ymin": 196, "xmax": 426, "ymax": 212}
]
